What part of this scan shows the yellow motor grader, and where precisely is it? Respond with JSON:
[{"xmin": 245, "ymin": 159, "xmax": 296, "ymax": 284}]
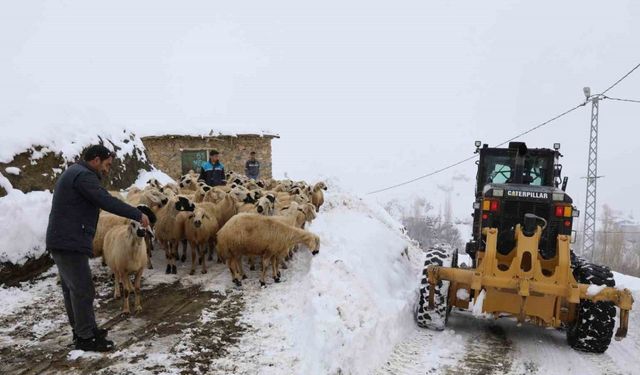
[{"xmin": 414, "ymin": 141, "xmax": 633, "ymax": 353}]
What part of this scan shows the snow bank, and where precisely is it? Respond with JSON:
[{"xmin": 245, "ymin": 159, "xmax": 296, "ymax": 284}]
[
  {"xmin": 224, "ymin": 187, "xmax": 424, "ymax": 375},
  {"xmin": 0, "ymin": 168, "xmax": 161, "ymax": 265},
  {"xmin": 0, "ymin": 189, "xmax": 52, "ymax": 265},
  {"xmin": 613, "ymin": 272, "xmax": 640, "ymax": 292},
  {"xmin": 0, "ymin": 172, "xmax": 13, "ymax": 192},
  {"xmin": 132, "ymin": 168, "xmax": 176, "ymax": 189}
]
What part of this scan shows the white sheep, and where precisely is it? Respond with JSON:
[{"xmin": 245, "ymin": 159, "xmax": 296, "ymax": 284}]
[
  {"xmin": 217, "ymin": 213, "xmax": 320, "ymax": 287},
  {"xmin": 155, "ymin": 196, "xmax": 195, "ymax": 274},
  {"xmin": 102, "ymin": 220, "xmax": 149, "ymax": 314},
  {"xmin": 184, "ymin": 205, "xmax": 220, "ymax": 275}
]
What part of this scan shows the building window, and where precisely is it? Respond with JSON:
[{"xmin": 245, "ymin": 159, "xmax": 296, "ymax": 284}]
[{"xmin": 181, "ymin": 150, "xmax": 208, "ymax": 175}]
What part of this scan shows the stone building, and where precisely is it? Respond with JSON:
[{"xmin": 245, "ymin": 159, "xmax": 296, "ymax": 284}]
[{"xmin": 141, "ymin": 134, "xmax": 279, "ymax": 179}]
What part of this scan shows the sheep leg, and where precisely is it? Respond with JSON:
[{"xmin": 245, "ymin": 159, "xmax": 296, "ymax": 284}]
[
  {"xmin": 164, "ymin": 241, "xmax": 172, "ymax": 274},
  {"xmin": 113, "ymin": 272, "xmax": 121, "ymax": 299},
  {"xmin": 208, "ymin": 242, "xmax": 214, "ymax": 262},
  {"xmin": 133, "ymin": 268, "xmax": 143, "ymax": 313},
  {"xmin": 249, "ymin": 256, "xmax": 256, "ymax": 271},
  {"xmin": 181, "ymin": 239, "xmax": 188, "ymax": 262},
  {"xmin": 240, "ymin": 257, "xmax": 247, "ymax": 280},
  {"xmin": 171, "ymin": 241, "xmax": 178, "ymax": 274},
  {"xmin": 145, "ymin": 234, "xmax": 154, "ymax": 270},
  {"xmin": 190, "ymin": 243, "xmax": 197, "ymax": 275},
  {"xmin": 272, "ymin": 256, "xmax": 281, "ymax": 283},
  {"xmin": 260, "ymin": 257, "xmax": 270, "ymax": 287},
  {"xmin": 121, "ymin": 272, "xmax": 131, "ymax": 315},
  {"xmin": 201, "ymin": 244, "xmax": 208, "ymax": 274},
  {"xmin": 228, "ymin": 257, "xmax": 241, "ymax": 286}
]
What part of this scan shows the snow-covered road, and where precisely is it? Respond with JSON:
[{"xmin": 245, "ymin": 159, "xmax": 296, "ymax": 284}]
[{"xmin": 378, "ymin": 286, "xmax": 640, "ymax": 375}]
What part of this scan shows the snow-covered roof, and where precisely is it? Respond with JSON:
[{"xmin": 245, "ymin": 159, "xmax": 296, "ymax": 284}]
[{"xmin": 0, "ymin": 118, "xmax": 278, "ymax": 164}]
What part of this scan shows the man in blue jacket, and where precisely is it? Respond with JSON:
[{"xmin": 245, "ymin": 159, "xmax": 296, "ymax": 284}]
[
  {"xmin": 198, "ymin": 150, "xmax": 226, "ymax": 186},
  {"xmin": 46, "ymin": 145, "xmax": 150, "ymax": 352}
]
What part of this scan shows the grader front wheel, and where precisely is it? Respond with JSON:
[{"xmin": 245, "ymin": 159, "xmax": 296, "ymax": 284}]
[
  {"xmin": 415, "ymin": 244, "xmax": 456, "ymax": 330},
  {"xmin": 567, "ymin": 263, "xmax": 617, "ymax": 353}
]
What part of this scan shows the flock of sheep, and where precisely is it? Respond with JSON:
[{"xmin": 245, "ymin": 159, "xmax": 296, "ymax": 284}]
[{"xmin": 94, "ymin": 170, "xmax": 327, "ymax": 314}]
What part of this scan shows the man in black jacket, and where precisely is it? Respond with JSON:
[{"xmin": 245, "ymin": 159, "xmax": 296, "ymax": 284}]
[
  {"xmin": 245, "ymin": 151, "xmax": 260, "ymax": 181},
  {"xmin": 46, "ymin": 145, "xmax": 150, "ymax": 352}
]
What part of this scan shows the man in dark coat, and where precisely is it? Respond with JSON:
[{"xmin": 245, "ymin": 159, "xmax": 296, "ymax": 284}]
[
  {"xmin": 46, "ymin": 145, "xmax": 150, "ymax": 352},
  {"xmin": 198, "ymin": 150, "xmax": 226, "ymax": 186},
  {"xmin": 245, "ymin": 151, "xmax": 261, "ymax": 181}
]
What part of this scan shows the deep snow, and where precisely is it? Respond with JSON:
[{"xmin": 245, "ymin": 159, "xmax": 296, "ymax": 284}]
[{"xmin": 1, "ymin": 182, "xmax": 639, "ymax": 374}]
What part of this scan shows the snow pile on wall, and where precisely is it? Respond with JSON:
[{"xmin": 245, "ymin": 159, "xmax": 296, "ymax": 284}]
[
  {"xmin": 0, "ymin": 124, "xmax": 147, "ymax": 164},
  {"xmin": 0, "ymin": 188, "xmax": 53, "ymax": 265},
  {"xmin": 131, "ymin": 168, "xmax": 176, "ymax": 189},
  {"xmin": 0, "ymin": 168, "xmax": 165, "ymax": 265},
  {"xmin": 0, "ymin": 106, "xmax": 276, "ymax": 165},
  {"xmin": 0, "ymin": 172, "xmax": 13, "ymax": 192}
]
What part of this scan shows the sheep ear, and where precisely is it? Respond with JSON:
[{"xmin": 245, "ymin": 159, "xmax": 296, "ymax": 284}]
[
  {"xmin": 266, "ymin": 195, "xmax": 275, "ymax": 203},
  {"xmin": 137, "ymin": 205, "xmax": 157, "ymax": 224}
]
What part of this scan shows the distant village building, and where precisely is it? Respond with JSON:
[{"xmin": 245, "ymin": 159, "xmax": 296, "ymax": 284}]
[{"xmin": 141, "ymin": 134, "xmax": 279, "ymax": 179}]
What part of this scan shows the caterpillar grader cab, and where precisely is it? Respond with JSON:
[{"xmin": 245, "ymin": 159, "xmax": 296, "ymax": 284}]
[{"xmin": 414, "ymin": 141, "xmax": 633, "ymax": 353}]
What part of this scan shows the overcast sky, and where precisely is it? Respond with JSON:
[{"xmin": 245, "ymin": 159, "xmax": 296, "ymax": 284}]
[{"xmin": 1, "ymin": 0, "xmax": 639, "ymax": 224}]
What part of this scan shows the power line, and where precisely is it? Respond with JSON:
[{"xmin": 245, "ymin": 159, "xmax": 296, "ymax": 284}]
[
  {"xmin": 493, "ymin": 103, "xmax": 586, "ymax": 147},
  {"xmin": 601, "ymin": 62, "xmax": 640, "ymax": 95},
  {"xmin": 366, "ymin": 102, "xmax": 584, "ymax": 195},
  {"xmin": 366, "ymin": 61, "xmax": 640, "ymax": 196},
  {"xmin": 575, "ymin": 231, "xmax": 640, "ymax": 235},
  {"xmin": 603, "ymin": 96, "xmax": 640, "ymax": 104},
  {"xmin": 366, "ymin": 154, "xmax": 478, "ymax": 195}
]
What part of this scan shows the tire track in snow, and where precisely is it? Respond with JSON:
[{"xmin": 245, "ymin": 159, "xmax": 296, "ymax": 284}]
[
  {"xmin": 375, "ymin": 328, "xmax": 465, "ymax": 375},
  {"xmin": 440, "ymin": 315, "xmax": 514, "ymax": 375}
]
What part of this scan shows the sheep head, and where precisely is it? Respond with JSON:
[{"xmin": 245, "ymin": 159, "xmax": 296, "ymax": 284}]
[
  {"xmin": 129, "ymin": 220, "xmax": 147, "ymax": 238},
  {"xmin": 137, "ymin": 204, "xmax": 157, "ymax": 224},
  {"xmin": 305, "ymin": 233, "xmax": 320, "ymax": 255},
  {"xmin": 256, "ymin": 196, "xmax": 274, "ymax": 216},
  {"xmin": 314, "ymin": 182, "xmax": 327, "ymax": 192},
  {"xmin": 188, "ymin": 207, "xmax": 209, "ymax": 228},
  {"xmin": 175, "ymin": 196, "xmax": 196, "ymax": 212}
]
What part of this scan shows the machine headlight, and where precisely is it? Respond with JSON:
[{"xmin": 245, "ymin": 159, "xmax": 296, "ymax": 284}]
[
  {"xmin": 552, "ymin": 193, "xmax": 565, "ymax": 201},
  {"xmin": 492, "ymin": 189, "xmax": 504, "ymax": 197}
]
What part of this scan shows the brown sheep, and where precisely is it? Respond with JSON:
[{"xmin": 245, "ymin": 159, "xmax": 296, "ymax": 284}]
[
  {"xmin": 217, "ymin": 213, "xmax": 320, "ymax": 287},
  {"xmin": 311, "ymin": 182, "xmax": 327, "ymax": 212},
  {"xmin": 184, "ymin": 206, "xmax": 219, "ymax": 275},
  {"xmin": 155, "ymin": 196, "xmax": 195, "ymax": 274},
  {"xmin": 92, "ymin": 205, "xmax": 155, "ymax": 259},
  {"xmin": 102, "ymin": 220, "xmax": 149, "ymax": 314}
]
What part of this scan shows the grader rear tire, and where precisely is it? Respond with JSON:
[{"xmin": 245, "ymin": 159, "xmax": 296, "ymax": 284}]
[
  {"xmin": 415, "ymin": 244, "xmax": 455, "ymax": 330},
  {"xmin": 567, "ymin": 263, "xmax": 616, "ymax": 353}
]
